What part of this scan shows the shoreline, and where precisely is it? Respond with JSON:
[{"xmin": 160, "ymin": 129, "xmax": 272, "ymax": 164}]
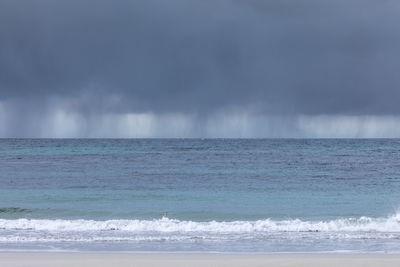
[
  {"xmin": 0, "ymin": 250, "xmax": 399, "ymax": 254},
  {"xmin": 1, "ymin": 252, "xmax": 400, "ymax": 267}
]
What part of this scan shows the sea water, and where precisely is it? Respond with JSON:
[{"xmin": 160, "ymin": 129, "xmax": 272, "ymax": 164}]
[{"xmin": 0, "ymin": 139, "xmax": 399, "ymax": 252}]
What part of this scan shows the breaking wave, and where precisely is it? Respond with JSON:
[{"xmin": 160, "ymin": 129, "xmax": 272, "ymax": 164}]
[{"xmin": 1, "ymin": 213, "xmax": 400, "ymax": 233}]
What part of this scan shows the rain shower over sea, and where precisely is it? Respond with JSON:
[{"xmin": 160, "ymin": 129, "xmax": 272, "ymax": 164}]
[{"xmin": 1, "ymin": 139, "xmax": 400, "ymax": 252}]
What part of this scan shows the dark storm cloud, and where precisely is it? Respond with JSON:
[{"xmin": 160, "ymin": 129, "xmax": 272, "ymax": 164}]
[{"xmin": 1, "ymin": 0, "xmax": 400, "ymax": 116}]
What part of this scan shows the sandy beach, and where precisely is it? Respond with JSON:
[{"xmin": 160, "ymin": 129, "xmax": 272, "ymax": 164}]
[{"xmin": 0, "ymin": 253, "xmax": 399, "ymax": 267}]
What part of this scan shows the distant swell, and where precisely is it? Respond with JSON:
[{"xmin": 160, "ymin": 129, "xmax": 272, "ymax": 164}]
[{"xmin": 0, "ymin": 208, "xmax": 31, "ymax": 214}]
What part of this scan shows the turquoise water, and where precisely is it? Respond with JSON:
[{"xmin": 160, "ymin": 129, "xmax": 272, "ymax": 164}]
[{"xmin": 0, "ymin": 139, "xmax": 400, "ymax": 252}]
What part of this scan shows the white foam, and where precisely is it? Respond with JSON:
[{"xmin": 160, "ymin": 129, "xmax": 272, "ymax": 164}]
[{"xmin": 0, "ymin": 213, "xmax": 399, "ymax": 233}]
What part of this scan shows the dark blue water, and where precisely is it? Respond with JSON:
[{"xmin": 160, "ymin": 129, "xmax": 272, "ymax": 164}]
[{"xmin": 0, "ymin": 139, "xmax": 400, "ymax": 252}]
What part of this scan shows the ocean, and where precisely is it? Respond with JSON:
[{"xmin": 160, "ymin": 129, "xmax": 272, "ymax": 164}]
[{"xmin": 0, "ymin": 139, "xmax": 399, "ymax": 253}]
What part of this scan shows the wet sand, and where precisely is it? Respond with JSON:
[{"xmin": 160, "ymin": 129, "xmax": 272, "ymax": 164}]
[{"xmin": 0, "ymin": 253, "xmax": 400, "ymax": 267}]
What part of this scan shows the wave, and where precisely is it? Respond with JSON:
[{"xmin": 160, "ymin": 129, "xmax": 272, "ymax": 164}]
[
  {"xmin": 0, "ymin": 214, "xmax": 400, "ymax": 233},
  {"xmin": 0, "ymin": 208, "xmax": 31, "ymax": 214}
]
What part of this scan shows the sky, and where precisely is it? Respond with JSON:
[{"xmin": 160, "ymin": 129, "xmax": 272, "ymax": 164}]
[{"xmin": 1, "ymin": 0, "xmax": 400, "ymax": 138}]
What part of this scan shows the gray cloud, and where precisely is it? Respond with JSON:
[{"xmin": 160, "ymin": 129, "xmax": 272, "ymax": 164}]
[{"xmin": 1, "ymin": 0, "xmax": 400, "ymax": 137}]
